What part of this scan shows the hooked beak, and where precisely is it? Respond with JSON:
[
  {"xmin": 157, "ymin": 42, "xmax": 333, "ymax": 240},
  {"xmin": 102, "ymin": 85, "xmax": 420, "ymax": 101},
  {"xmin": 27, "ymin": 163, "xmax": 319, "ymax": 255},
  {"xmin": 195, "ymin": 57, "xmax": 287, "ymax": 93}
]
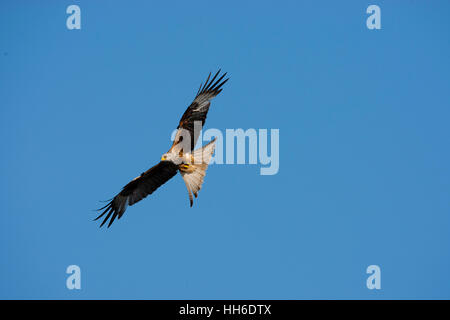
[{"xmin": 161, "ymin": 156, "xmax": 166, "ymax": 161}]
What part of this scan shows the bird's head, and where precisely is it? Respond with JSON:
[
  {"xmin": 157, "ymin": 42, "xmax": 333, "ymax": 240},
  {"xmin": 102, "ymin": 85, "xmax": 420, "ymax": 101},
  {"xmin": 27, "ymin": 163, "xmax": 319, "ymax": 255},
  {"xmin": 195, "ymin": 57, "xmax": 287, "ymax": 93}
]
[{"xmin": 161, "ymin": 152, "xmax": 179, "ymax": 164}]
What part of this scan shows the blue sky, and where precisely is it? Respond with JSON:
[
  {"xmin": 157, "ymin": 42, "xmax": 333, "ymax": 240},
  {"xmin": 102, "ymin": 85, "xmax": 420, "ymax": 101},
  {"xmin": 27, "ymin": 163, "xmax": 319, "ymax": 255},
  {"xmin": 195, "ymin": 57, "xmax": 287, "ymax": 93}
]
[{"xmin": 1, "ymin": 1, "xmax": 449, "ymax": 299}]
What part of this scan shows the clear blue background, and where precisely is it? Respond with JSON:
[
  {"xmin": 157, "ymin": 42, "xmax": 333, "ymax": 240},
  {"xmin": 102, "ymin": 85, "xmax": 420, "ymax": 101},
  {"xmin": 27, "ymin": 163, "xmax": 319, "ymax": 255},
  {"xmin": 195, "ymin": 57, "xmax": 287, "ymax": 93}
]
[{"xmin": 1, "ymin": 0, "xmax": 449, "ymax": 299}]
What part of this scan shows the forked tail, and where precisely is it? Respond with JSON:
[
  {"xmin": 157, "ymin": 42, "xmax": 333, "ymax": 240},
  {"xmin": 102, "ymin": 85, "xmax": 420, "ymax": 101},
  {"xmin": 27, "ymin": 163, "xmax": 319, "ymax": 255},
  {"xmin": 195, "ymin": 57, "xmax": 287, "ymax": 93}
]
[{"xmin": 180, "ymin": 138, "xmax": 216, "ymax": 206}]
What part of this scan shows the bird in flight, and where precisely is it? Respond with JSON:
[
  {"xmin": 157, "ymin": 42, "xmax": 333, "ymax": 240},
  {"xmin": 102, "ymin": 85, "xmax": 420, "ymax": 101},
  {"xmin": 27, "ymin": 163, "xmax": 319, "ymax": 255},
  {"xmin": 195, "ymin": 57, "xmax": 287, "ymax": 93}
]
[{"xmin": 95, "ymin": 70, "xmax": 229, "ymax": 228}]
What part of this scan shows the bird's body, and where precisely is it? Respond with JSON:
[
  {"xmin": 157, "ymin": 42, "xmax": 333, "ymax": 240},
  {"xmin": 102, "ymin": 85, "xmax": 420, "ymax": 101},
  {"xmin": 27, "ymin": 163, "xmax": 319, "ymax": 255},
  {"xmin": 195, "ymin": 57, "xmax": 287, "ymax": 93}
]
[{"xmin": 95, "ymin": 70, "xmax": 229, "ymax": 228}]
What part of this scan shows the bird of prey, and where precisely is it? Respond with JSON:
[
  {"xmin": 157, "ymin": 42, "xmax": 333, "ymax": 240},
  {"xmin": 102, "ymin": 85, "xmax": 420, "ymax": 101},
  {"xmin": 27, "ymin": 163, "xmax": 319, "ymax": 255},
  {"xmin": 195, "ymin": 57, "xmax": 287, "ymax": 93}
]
[{"xmin": 95, "ymin": 70, "xmax": 229, "ymax": 228}]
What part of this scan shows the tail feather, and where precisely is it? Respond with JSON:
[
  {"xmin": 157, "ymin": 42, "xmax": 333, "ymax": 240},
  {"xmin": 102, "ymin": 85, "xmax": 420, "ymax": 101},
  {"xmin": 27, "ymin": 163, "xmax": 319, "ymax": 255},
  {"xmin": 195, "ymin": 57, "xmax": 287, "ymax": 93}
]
[{"xmin": 181, "ymin": 138, "xmax": 216, "ymax": 207}]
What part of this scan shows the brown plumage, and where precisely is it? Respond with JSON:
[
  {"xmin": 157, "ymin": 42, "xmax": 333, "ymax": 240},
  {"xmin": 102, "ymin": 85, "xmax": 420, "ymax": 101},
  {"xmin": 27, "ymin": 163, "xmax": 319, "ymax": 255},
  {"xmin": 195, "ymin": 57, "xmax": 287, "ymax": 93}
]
[{"xmin": 95, "ymin": 70, "xmax": 228, "ymax": 228}]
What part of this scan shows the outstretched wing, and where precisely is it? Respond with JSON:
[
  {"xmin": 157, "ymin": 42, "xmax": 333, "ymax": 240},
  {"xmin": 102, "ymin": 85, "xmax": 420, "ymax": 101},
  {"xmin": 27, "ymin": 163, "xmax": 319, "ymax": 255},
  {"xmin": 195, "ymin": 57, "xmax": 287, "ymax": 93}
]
[
  {"xmin": 171, "ymin": 70, "xmax": 229, "ymax": 152},
  {"xmin": 95, "ymin": 161, "xmax": 179, "ymax": 228}
]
